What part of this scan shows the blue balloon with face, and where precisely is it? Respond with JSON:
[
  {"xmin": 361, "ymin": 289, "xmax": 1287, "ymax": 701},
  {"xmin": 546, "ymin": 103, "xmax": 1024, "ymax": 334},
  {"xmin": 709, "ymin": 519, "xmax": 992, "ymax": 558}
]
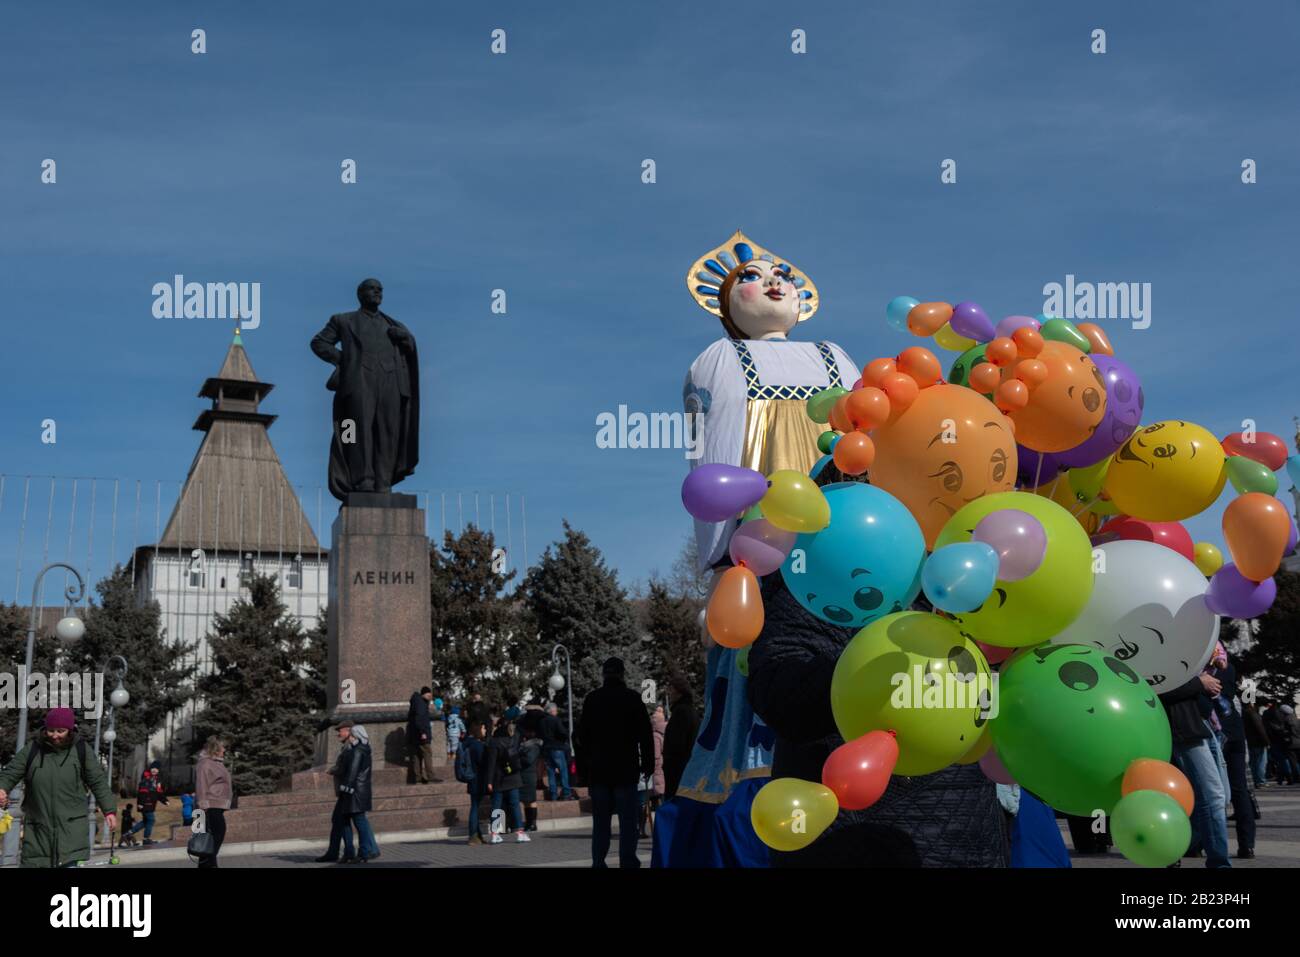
[{"xmin": 780, "ymin": 482, "xmax": 926, "ymax": 627}]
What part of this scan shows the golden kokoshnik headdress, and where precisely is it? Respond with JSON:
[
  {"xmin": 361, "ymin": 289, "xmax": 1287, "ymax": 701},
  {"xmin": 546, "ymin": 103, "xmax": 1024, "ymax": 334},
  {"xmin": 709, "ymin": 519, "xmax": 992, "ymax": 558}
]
[{"xmin": 686, "ymin": 229, "xmax": 820, "ymax": 338}]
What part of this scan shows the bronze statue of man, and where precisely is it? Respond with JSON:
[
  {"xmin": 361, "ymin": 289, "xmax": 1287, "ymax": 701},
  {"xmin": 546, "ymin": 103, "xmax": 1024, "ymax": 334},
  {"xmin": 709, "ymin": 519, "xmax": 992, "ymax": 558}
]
[{"xmin": 311, "ymin": 278, "xmax": 420, "ymax": 501}]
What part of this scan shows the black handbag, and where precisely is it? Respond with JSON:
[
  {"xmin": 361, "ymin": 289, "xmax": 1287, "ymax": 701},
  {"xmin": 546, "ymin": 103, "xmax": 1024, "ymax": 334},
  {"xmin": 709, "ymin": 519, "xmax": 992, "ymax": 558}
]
[{"xmin": 187, "ymin": 829, "xmax": 216, "ymax": 862}]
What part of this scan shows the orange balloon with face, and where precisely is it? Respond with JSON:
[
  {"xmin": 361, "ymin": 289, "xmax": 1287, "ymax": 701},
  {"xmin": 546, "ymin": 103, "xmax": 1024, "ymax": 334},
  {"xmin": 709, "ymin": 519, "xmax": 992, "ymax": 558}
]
[
  {"xmin": 869, "ymin": 384, "xmax": 1018, "ymax": 547},
  {"xmin": 1003, "ymin": 340, "xmax": 1106, "ymax": 453}
]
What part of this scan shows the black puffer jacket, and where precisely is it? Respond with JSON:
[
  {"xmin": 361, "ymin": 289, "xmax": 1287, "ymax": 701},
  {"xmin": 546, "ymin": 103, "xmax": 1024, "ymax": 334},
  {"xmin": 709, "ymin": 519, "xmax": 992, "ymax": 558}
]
[{"xmin": 747, "ymin": 572, "xmax": 1008, "ymax": 867}]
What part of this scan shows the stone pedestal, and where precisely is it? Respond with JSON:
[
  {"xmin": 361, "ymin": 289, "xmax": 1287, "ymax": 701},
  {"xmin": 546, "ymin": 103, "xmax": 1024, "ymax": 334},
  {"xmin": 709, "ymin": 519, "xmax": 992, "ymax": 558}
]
[{"xmin": 319, "ymin": 494, "xmax": 432, "ymax": 771}]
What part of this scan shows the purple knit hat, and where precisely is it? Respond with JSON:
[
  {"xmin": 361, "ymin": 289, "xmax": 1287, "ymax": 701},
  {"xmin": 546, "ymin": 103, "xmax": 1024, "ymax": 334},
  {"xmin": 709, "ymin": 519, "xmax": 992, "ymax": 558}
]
[{"xmin": 43, "ymin": 707, "xmax": 76, "ymax": 731}]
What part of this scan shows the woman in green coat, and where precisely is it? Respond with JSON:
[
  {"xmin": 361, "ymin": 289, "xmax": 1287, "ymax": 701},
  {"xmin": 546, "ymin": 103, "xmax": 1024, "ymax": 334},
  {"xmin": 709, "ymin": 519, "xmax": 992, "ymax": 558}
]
[{"xmin": 0, "ymin": 708, "xmax": 116, "ymax": 868}]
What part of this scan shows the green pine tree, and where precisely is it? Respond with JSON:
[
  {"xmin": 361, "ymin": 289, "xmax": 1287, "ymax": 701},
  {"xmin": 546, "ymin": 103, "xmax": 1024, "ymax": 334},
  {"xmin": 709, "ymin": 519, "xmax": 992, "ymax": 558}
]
[
  {"xmin": 519, "ymin": 521, "xmax": 649, "ymax": 704},
  {"xmin": 62, "ymin": 564, "xmax": 196, "ymax": 790},
  {"xmin": 1235, "ymin": 569, "xmax": 1300, "ymax": 702},
  {"xmin": 0, "ymin": 602, "xmax": 60, "ymax": 765},
  {"xmin": 193, "ymin": 573, "xmax": 327, "ymax": 795},
  {"xmin": 640, "ymin": 578, "xmax": 706, "ymax": 706},
  {"xmin": 430, "ymin": 526, "xmax": 538, "ymax": 710}
]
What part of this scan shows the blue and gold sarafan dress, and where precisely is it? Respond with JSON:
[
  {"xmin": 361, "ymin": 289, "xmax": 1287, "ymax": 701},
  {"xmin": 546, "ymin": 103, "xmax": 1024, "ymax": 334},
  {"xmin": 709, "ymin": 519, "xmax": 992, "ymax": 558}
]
[{"xmin": 652, "ymin": 231, "xmax": 858, "ymax": 867}]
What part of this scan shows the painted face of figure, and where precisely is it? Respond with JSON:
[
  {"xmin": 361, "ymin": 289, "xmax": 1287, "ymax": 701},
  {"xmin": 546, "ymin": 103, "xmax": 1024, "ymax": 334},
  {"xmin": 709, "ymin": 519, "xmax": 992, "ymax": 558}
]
[
  {"xmin": 1050, "ymin": 540, "xmax": 1220, "ymax": 690},
  {"xmin": 868, "ymin": 385, "xmax": 1017, "ymax": 547},
  {"xmin": 780, "ymin": 482, "xmax": 926, "ymax": 628},
  {"xmin": 726, "ymin": 259, "xmax": 801, "ymax": 339},
  {"xmin": 1006, "ymin": 341, "xmax": 1106, "ymax": 453}
]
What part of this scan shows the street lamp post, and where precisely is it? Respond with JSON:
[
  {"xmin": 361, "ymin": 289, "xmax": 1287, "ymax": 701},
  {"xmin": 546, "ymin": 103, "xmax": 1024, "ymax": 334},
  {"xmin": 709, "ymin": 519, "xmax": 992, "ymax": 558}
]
[
  {"xmin": 548, "ymin": 643, "xmax": 573, "ymax": 745},
  {"xmin": 4, "ymin": 562, "xmax": 87, "ymax": 868},
  {"xmin": 90, "ymin": 657, "xmax": 128, "ymax": 857}
]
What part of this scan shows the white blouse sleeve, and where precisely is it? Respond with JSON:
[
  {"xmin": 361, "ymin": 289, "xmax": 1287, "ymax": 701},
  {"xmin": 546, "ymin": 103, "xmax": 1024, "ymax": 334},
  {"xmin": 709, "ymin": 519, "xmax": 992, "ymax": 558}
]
[{"xmin": 684, "ymin": 339, "xmax": 747, "ymax": 575}]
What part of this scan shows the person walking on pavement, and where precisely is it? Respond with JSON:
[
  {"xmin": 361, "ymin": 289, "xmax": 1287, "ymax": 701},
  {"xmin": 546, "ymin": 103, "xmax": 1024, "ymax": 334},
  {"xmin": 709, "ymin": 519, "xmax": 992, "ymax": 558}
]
[
  {"xmin": 483, "ymin": 713, "xmax": 530, "ymax": 844},
  {"xmin": 128, "ymin": 760, "xmax": 169, "ymax": 845},
  {"xmin": 518, "ymin": 716, "xmax": 543, "ymax": 833},
  {"xmin": 194, "ymin": 734, "xmax": 233, "ymax": 868},
  {"xmin": 0, "ymin": 707, "xmax": 116, "ymax": 868},
  {"xmin": 316, "ymin": 721, "xmax": 360, "ymax": 862},
  {"xmin": 578, "ymin": 657, "xmax": 654, "ymax": 868},
  {"xmin": 1262, "ymin": 702, "xmax": 1299, "ymax": 784},
  {"xmin": 407, "ymin": 686, "xmax": 436, "ymax": 785},
  {"xmin": 1206, "ymin": 646, "xmax": 1257, "ymax": 859},
  {"xmin": 1159, "ymin": 673, "xmax": 1231, "ymax": 868},
  {"xmin": 1244, "ymin": 700, "xmax": 1270, "ymax": 788},
  {"xmin": 339, "ymin": 724, "xmax": 380, "ymax": 863},
  {"xmin": 661, "ymin": 675, "xmax": 698, "ymax": 801},
  {"xmin": 459, "ymin": 721, "xmax": 490, "ymax": 845},
  {"xmin": 541, "ymin": 702, "xmax": 575, "ymax": 801}
]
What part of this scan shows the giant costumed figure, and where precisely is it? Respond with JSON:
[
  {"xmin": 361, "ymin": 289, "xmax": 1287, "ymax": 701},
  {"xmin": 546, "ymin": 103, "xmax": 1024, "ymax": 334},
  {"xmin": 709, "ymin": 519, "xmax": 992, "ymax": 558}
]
[{"xmin": 652, "ymin": 231, "xmax": 860, "ymax": 867}]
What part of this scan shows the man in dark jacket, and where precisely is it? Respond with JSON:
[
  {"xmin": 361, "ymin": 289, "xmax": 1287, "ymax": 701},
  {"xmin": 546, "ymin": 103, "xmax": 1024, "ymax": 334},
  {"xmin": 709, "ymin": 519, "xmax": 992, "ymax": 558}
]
[
  {"xmin": 0, "ymin": 708, "xmax": 116, "ymax": 867},
  {"xmin": 465, "ymin": 691, "xmax": 492, "ymax": 740},
  {"xmin": 1262, "ymin": 702, "xmax": 1299, "ymax": 784},
  {"xmin": 540, "ymin": 703, "xmax": 575, "ymax": 801},
  {"xmin": 1159, "ymin": 673, "xmax": 1230, "ymax": 868},
  {"xmin": 748, "ymin": 575, "xmax": 1008, "ymax": 867},
  {"xmin": 578, "ymin": 658, "xmax": 654, "ymax": 867},
  {"xmin": 1208, "ymin": 650, "xmax": 1256, "ymax": 858},
  {"xmin": 1243, "ymin": 701, "xmax": 1270, "ymax": 787},
  {"xmin": 661, "ymin": 675, "xmax": 699, "ymax": 801},
  {"xmin": 407, "ymin": 687, "xmax": 435, "ymax": 784}
]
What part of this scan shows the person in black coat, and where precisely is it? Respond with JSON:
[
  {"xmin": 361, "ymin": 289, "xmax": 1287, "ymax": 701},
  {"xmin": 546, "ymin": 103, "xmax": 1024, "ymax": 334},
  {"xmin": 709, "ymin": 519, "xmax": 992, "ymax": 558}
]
[
  {"xmin": 462, "ymin": 721, "xmax": 490, "ymax": 845},
  {"xmin": 1207, "ymin": 651, "xmax": 1257, "ymax": 858},
  {"xmin": 482, "ymin": 716, "xmax": 528, "ymax": 843},
  {"xmin": 337, "ymin": 724, "xmax": 380, "ymax": 863},
  {"xmin": 747, "ymin": 570, "xmax": 1008, "ymax": 867},
  {"xmin": 662, "ymin": 675, "xmax": 699, "ymax": 801},
  {"xmin": 1159, "ymin": 675, "xmax": 1230, "ymax": 868},
  {"xmin": 407, "ymin": 687, "xmax": 436, "ymax": 784},
  {"xmin": 540, "ymin": 703, "xmax": 576, "ymax": 801},
  {"xmin": 579, "ymin": 658, "xmax": 654, "ymax": 868},
  {"xmin": 1262, "ymin": 703, "xmax": 1300, "ymax": 784},
  {"xmin": 1243, "ymin": 701, "xmax": 1270, "ymax": 787}
]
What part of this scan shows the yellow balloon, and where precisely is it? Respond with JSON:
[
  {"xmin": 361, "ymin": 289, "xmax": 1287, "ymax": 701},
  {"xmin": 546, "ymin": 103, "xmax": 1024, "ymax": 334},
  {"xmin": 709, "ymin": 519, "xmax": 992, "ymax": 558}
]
[
  {"xmin": 1104, "ymin": 421, "xmax": 1227, "ymax": 521},
  {"xmin": 933, "ymin": 322, "xmax": 977, "ymax": 353},
  {"xmin": 761, "ymin": 470, "xmax": 831, "ymax": 533},
  {"xmin": 957, "ymin": 729, "xmax": 993, "ymax": 764},
  {"xmin": 750, "ymin": 777, "xmax": 839, "ymax": 851},
  {"xmin": 1193, "ymin": 541, "xmax": 1224, "ymax": 577}
]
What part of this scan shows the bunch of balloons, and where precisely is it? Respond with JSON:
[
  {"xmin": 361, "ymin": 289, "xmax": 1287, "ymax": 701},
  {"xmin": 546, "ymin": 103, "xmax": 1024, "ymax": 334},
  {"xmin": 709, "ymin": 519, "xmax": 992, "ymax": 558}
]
[{"xmin": 697, "ymin": 294, "xmax": 1297, "ymax": 864}]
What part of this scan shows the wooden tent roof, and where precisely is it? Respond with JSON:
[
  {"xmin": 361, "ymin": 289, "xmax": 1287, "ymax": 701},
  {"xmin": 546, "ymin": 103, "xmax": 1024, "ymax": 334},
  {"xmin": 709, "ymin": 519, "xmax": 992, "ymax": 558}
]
[{"xmin": 157, "ymin": 330, "xmax": 321, "ymax": 553}]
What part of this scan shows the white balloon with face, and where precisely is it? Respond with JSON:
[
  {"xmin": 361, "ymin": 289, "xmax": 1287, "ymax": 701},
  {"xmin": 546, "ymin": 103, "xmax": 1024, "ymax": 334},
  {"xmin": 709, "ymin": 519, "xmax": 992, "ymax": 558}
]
[
  {"xmin": 727, "ymin": 259, "xmax": 801, "ymax": 339},
  {"xmin": 1050, "ymin": 540, "xmax": 1219, "ymax": 691}
]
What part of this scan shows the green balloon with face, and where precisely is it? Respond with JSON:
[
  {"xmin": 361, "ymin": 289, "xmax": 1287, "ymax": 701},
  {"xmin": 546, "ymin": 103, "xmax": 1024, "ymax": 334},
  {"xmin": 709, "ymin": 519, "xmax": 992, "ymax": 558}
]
[
  {"xmin": 990, "ymin": 643, "xmax": 1171, "ymax": 816},
  {"xmin": 831, "ymin": 611, "xmax": 992, "ymax": 776},
  {"xmin": 934, "ymin": 491, "xmax": 1094, "ymax": 648}
]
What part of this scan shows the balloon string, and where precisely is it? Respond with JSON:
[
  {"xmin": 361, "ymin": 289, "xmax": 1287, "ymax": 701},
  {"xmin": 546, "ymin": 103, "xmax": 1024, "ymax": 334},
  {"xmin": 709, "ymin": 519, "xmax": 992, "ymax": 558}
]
[
  {"xmin": 1032, "ymin": 453, "xmax": 1044, "ymax": 490},
  {"xmin": 1072, "ymin": 495, "xmax": 1099, "ymax": 518},
  {"xmin": 1047, "ymin": 473, "xmax": 1062, "ymax": 499}
]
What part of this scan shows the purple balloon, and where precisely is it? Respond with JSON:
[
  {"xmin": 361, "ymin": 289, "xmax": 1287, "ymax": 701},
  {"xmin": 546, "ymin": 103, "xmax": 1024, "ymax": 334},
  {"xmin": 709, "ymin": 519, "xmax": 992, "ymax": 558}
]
[
  {"xmin": 1016, "ymin": 446, "xmax": 1063, "ymax": 488},
  {"xmin": 994, "ymin": 314, "xmax": 1040, "ymax": 339},
  {"xmin": 1055, "ymin": 355, "xmax": 1145, "ymax": 469},
  {"xmin": 972, "ymin": 509, "xmax": 1048, "ymax": 582},
  {"xmin": 979, "ymin": 747, "xmax": 1015, "ymax": 785},
  {"xmin": 950, "ymin": 301, "xmax": 997, "ymax": 343},
  {"xmin": 1205, "ymin": 564, "xmax": 1277, "ymax": 618},
  {"xmin": 682, "ymin": 464, "xmax": 767, "ymax": 523},
  {"xmin": 1285, "ymin": 517, "xmax": 1298, "ymax": 557},
  {"xmin": 728, "ymin": 519, "xmax": 797, "ymax": 576}
]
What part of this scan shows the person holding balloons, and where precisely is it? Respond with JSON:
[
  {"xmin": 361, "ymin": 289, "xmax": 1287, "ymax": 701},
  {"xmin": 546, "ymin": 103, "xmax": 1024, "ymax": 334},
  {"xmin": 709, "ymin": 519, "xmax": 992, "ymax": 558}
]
[{"xmin": 653, "ymin": 231, "xmax": 860, "ymax": 868}]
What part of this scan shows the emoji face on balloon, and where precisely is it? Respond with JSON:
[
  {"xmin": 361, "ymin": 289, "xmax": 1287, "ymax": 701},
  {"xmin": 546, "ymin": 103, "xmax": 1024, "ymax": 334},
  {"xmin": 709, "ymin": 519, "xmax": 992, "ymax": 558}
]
[
  {"xmin": 1105, "ymin": 420, "xmax": 1228, "ymax": 522},
  {"xmin": 869, "ymin": 384, "xmax": 1017, "ymax": 548},
  {"xmin": 1005, "ymin": 341, "xmax": 1106, "ymax": 453},
  {"xmin": 934, "ymin": 491, "xmax": 1094, "ymax": 648},
  {"xmin": 780, "ymin": 482, "xmax": 925, "ymax": 628},
  {"xmin": 990, "ymin": 643, "xmax": 1171, "ymax": 816},
  {"xmin": 830, "ymin": 611, "xmax": 993, "ymax": 776}
]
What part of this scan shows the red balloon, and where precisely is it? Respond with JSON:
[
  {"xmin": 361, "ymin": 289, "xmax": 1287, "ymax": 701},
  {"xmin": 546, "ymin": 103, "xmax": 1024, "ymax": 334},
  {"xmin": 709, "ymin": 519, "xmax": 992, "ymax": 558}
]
[
  {"xmin": 821, "ymin": 731, "xmax": 898, "ymax": 811},
  {"xmin": 1097, "ymin": 516, "xmax": 1195, "ymax": 563},
  {"xmin": 1222, "ymin": 432, "xmax": 1288, "ymax": 472}
]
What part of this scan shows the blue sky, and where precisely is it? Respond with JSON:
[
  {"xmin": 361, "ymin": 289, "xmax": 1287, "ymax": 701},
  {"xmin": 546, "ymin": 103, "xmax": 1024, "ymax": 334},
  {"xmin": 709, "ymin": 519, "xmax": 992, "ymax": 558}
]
[{"xmin": 2, "ymin": 0, "xmax": 1298, "ymax": 600}]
